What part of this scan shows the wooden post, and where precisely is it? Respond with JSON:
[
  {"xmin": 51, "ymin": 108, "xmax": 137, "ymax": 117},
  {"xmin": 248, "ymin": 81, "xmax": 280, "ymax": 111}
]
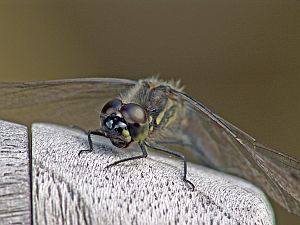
[
  {"xmin": 0, "ymin": 120, "xmax": 275, "ymax": 224},
  {"xmin": 31, "ymin": 123, "xmax": 274, "ymax": 225}
]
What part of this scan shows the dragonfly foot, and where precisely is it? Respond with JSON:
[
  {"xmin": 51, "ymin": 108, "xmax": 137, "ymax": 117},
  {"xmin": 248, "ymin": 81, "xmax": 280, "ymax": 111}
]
[
  {"xmin": 78, "ymin": 149, "xmax": 92, "ymax": 156},
  {"xmin": 184, "ymin": 179, "xmax": 195, "ymax": 191}
]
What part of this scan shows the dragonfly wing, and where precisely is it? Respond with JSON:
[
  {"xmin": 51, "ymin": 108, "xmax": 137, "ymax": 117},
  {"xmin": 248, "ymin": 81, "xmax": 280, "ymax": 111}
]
[
  {"xmin": 0, "ymin": 78, "xmax": 137, "ymax": 130},
  {"xmin": 167, "ymin": 88, "xmax": 300, "ymax": 215},
  {"xmin": 216, "ymin": 113, "xmax": 300, "ymax": 214},
  {"xmin": 253, "ymin": 143, "xmax": 300, "ymax": 214}
]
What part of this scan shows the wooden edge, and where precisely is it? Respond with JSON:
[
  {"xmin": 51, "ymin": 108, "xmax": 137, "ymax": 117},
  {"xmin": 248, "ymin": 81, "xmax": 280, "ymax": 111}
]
[
  {"xmin": 32, "ymin": 122, "xmax": 275, "ymax": 225},
  {"xmin": 0, "ymin": 120, "xmax": 31, "ymax": 225}
]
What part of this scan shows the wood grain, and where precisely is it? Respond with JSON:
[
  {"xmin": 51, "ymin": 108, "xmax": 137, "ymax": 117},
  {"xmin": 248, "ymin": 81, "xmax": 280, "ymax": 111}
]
[
  {"xmin": 0, "ymin": 120, "xmax": 31, "ymax": 225},
  {"xmin": 32, "ymin": 123, "xmax": 275, "ymax": 225}
]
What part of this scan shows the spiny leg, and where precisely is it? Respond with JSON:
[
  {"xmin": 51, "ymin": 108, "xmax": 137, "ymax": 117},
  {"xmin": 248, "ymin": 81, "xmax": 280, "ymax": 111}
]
[
  {"xmin": 144, "ymin": 141, "xmax": 195, "ymax": 191},
  {"xmin": 78, "ymin": 129, "xmax": 107, "ymax": 156},
  {"xmin": 105, "ymin": 142, "xmax": 148, "ymax": 169}
]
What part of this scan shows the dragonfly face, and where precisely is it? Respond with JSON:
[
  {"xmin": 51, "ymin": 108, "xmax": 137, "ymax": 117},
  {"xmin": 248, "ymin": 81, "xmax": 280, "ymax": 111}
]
[{"xmin": 100, "ymin": 99, "xmax": 149, "ymax": 148}]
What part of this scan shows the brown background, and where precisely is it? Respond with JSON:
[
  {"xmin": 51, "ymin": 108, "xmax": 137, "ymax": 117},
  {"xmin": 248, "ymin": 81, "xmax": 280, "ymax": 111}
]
[{"xmin": 0, "ymin": 1, "xmax": 299, "ymax": 224}]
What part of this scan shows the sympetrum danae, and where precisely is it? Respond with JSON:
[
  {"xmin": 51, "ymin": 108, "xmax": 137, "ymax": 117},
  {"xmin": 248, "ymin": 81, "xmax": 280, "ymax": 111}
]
[{"xmin": 0, "ymin": 78, "xmax": 299, "ymax": 215}]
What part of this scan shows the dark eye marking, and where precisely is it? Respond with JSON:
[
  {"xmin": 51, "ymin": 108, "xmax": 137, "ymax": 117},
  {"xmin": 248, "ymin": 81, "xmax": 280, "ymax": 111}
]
[{"xmin": 104, "ymin": 115, "xmax": 127, "ymax": 133}]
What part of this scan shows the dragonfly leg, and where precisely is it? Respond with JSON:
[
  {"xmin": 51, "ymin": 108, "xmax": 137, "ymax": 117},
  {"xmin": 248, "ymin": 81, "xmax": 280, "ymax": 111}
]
[
  {"xmin": 105, "ymin": 142, "xmax": 148, "ymax": 169},
  {"xmin": 144, "ymin": 141, "xmax": 195, "ymax": 191},
  {"xmin": 78, "ymin": 129, "xmax": 107, "ymax": 156}
]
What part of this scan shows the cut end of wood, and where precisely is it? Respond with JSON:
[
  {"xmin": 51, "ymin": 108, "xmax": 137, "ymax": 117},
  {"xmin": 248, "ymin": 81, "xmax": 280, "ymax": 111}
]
[
  {"xmin": 0, "ymin": 120, "xmax": 31, "ymax": 225},
  {"xmin": 31, "ymin": 123, "xmax": 275, "ymax": 225}
]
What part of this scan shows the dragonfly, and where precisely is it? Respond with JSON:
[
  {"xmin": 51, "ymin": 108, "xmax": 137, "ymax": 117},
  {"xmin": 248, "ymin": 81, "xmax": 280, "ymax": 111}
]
[{"xmin": 0, "ymin": 77, "xmax": 299, "ymax": 216}]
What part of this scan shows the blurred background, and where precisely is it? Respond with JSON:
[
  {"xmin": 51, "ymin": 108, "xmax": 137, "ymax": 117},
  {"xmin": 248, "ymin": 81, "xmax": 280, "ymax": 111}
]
[{"xmin": 0, "ymin": 0, "xmax": 299, "ymax": 223}]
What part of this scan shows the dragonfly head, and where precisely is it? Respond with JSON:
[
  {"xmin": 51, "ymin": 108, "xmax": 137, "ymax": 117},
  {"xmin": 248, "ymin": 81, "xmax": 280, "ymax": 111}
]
[{"xmin": 100, "ymin": 99, "xmax": 149, "ymax": 148}]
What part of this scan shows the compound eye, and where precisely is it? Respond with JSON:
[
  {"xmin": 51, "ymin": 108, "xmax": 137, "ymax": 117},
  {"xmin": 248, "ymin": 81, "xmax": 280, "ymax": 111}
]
[
  {"xmin": 101, "ymin": 99, "xmax": 122, "ymax": 115},
  {"xmin": 121, "ymin": 103, "xmax": 147, "ymax": 124}
]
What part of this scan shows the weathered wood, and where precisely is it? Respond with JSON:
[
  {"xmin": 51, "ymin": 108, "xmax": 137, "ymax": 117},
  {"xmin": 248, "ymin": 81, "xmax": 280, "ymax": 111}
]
[
  {"xmin": 32, "ymin": 123, "xmax": 275, "ymax": 225},
  {"xmin": 0, "ymin": 120, "xmax": 31, "ymax": 225}
]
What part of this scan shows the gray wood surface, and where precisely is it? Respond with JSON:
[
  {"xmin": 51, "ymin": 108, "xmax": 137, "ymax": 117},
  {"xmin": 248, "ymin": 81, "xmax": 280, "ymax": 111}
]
[
  {"xmin": 32, "ymin": 123, "xmax": 275, "ymax": 225},
  {"xmin": 0, "ymin": 120, "xmax": 31, "ymax": 225}
]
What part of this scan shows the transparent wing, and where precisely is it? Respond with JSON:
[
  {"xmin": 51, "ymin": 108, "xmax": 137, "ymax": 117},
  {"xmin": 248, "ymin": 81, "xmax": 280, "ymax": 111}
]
[
  {"xmin": 167, "ymin": 89, "xmax": 300, "ymax": 215},
  {"xmin": 0, "ymin": 78, "xmax": 137, "ymax": 130}
]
